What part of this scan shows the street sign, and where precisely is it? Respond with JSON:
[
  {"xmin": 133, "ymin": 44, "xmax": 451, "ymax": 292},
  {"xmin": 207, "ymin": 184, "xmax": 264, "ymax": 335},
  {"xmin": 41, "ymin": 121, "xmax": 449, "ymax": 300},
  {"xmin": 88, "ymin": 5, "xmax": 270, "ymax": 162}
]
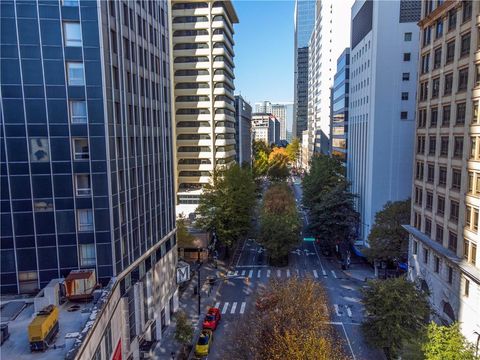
[{"xmin": 303, "ymin": 237, "xmax": 315, "ymax": 242}]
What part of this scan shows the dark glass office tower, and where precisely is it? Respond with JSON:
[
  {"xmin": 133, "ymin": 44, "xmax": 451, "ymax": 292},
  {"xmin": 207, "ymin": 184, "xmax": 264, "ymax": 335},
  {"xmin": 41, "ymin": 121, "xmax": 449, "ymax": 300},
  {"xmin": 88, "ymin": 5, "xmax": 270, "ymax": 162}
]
[{"xmin": 0, "ymin": 0, "xmax": 176, "ymax": 294}]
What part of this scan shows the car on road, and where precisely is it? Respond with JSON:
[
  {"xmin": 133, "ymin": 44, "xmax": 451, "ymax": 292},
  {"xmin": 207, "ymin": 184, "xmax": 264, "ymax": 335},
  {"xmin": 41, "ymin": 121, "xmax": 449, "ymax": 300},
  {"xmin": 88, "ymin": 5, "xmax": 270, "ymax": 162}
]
[
  {"xmin": 195, "ymin": 329, "xmax": 213, "ymax": 357},
  {"xmin": 202, "ymin": 307, "xmax": 221, "ymax": 330}
]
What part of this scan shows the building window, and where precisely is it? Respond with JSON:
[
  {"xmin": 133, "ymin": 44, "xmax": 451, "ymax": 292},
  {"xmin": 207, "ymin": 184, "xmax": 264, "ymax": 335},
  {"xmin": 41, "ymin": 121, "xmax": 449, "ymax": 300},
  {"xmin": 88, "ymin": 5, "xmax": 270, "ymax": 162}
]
[
  {"xmin": 448, "ymin": 232, "xmax": 457, "ymax": 252},
  {"xmin": 450, "ymin": 200, "xmax": 459, "ymax": 222},
  {"xmin": 471, "ymin": 243, "xmax": 477, "ymax": 266},
  {"xmin": 447, "ymin": 265, "xmax": 453, "ymax": 284},
  {"xmin": 429, "ymin": 136, "xmax": 436, "ymax": 155},
  {"xmin": 476, "ymin": 65, "xmax": 480, "ymax": 87},
  {"xmin": 464, "ymin": 277, "xmax": 470, "ymax": 297},
  {"xmin": 401, "ymin": 92, "xmax": 409, "ymax": 100},
  {"xmin": 425, "ymin": 218, "xmax": 432, "ymax": 236},
  {"xmin": 73, "ymin": 138, "xmax": 89, "ymax": 160},
  {"xmin": 442, "ymin": 105, "xmax": 451, "ymax": 127},
  {"xmin": 471, "ymin": 137, "xmax": 477, "ymax": 159},
  {"xmin": 433, "ymin": 47, "xmax": 442, "ymax": 69},
  {"xmin": 63, "ymin": 0, "xmax": 79, "ymax": 6},
  {"xmin": 448, "ymin": 8, "xmax": 457, "ymax": 30},
  {"xmin": 417, "ymin": 135, "xmax": 426, "ymax": 154},
  {"xmin": 423, "ymin": 248, "xmax": 429, "ymax": 264},
  {"xmin": 404, "ymin": 32, "xmax": 412, "ymax": 41},
  {"xmin": 460, "ymin": 32, "xmax": 471, "ymax": 57},
  {"xmin": 436, "ymin": 224, "xmax": 444, "ymax": 243},
  {"xmin": 468, "ymin": 172, "xmax": 474, "ymax": 193},
  {"xmin": 63, "ymin": 22, "xmax": 82, "ymax": 47},
  {"xmin": 79, "ymin": 243, "xmax": 96, "ymax": 266},
  {"xmin": 473, "ymin": 209, "xmax": 479, "ymax": 231},
  {"xmin": 444, "ymin": 73, "xmax": 453, "ymax": 95},
  {"xmin": 77, "ymin": 209, "xmax": 94, "ymax": 232},
  {"xmin": 418, "ymin": 109, "xmax": 427, "ymax": 128},
  {"xmin": 439, "ymin": 167, "xmax": 447, "ymax": 186},
  {"xmin": 416, "ymin": 161, "xmax": 424, "ymax": 180},
  {"xmin": 421, "ymin": 53, "xmax": 430, "ymax": 74},
  {"xmin": 435, "ymin": 19, "xmax": 443, "ymax": 38},
  {"xmin": 432, "ymin": 78, "xmax": 440, "ymax": 98},
  {"xmin": 462, "ymin": 0, "xmax": 472, "ymax": 22},
  {"xmin": 423, "ymin": 27, "xmax": 431, "ymax": 47},
  {"xmin": 420, "ymin": 81, "xmax": 429, "ymax": 101},
  {"xmin": 430, "ymin": 108, "xmax": 438, "ymax": 127},
  {"xmin": 401, "ymin": 111, "xmax": 408, "ymax": 120},
  {"xmin": 29, "ymin": 138, "xmax": 50, "ymax": 162},
  {"xmin": 403, "ymin": 53, "xmax": 411, "ymax": 61},
  {"xmin": 473, "ymin": 101, "xmax": 479, "ymax": 124},
  {"xmin": 402, "ymin": 72, "xmax": 410, "ymax": 81},
  {"xmin": 437, "ymin": 196, "xmax": 445, "ymax": 215},
  {"xmin": 427, "ymin": 164, "xmax": 435, "ymax": 183},
  {"xmin": 426, "ymin": 192, "xmax": 433, "ymax": 211},
  {"xmin": 434, "ymin": 255, "xmax": 440, "ymax": 273},
  {"xmin": 415, "ymin": 187, "xmax": 423, "ymax": 205},
  {"xmin": 452, "ymin": 169, "xmax": 461, "ymax": 190},
  {"xmin": 67, "ymin": 62, "xmax": 85, "ymax": 85},
  {"xmin": 69, "ymin": 101, "xmax": 87, "ymax": 124},
  {"xmin": 458, "ymin": 68, "xmax": 469, "ymax": 92},
  {"xmin": 75, "ymin": 174, "xmax": 91, "ymax": 196},
  {"xmin": 440, "ymin": 136, "xmax": 449, "ymax": 156},
  {"xmin": 413, "ymin": 240, "xmax": 418, "ymax": 255},
  {"xmin": 446, "ymin": 40, "xmax": 455, "ymax": 64},
  {"xmin": 456, "ymin": 102, "xmax": 466, "ymax": 124},
  {"xmin": 466, "ymin": 206, "xmax": 472, "ymax": 228},
  {"xmin": 453, "ymin": 136, "xmax": 464, "ymax": 157}
]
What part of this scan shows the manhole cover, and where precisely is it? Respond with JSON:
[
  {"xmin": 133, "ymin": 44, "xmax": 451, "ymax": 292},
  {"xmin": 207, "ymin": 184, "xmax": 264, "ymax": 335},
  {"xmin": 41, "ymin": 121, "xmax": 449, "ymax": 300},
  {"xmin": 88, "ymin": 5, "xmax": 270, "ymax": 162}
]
[{"xmin": 67, "ymin": 305, "xmax": 80, "ymax": 312}]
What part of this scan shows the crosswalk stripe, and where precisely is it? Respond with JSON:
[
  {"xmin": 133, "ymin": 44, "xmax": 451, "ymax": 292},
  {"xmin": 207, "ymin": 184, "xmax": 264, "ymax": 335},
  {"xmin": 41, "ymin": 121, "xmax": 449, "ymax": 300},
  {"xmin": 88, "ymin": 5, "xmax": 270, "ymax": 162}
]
[
  {"xmin": 346, "ymin": 306, "xmax": 352, "ymax": 318},
  {"xmin": 331, "ymin": 270, "xmax": 337, "ymax": 279},
  {"xmin": 267, "ymin": 269, "xmax": 271, "ymax": 278},
  {"xmin": 227, "ymin": 271, "xmax": 234, "ymax": 276},
  {"xmin": 322, "ymin": 269, "xmax": 327, "ymax": 276},
  {"xmin": 257, "ymin": 270, "xmax": 261, "ymax": 278},
  {"xmin": 248, "ymin": 270, "xmax": 253, "ymax": 278},
  {"xmin": 230, "ymin": 302, "xmax": 237, "ymax": 314},
  {"xmin": 241, "ymin": 270, "xmax": 246, "ymax": 276},
  {"xmin": 313, "ymin": 270, "xmax": 318, "ymax": 278},
  {"xmin": 214, "ymin": 302, "xmax": 220, "ymax": 309},
  {"xmin": 239, "ymin": 302, "xmax": 246, "ymax": 314},
  {"xmin": 277, "ymin": 269, "xmax": 281, "ymax": 277},
  {"xmin": 286, "ymin": 269, "xmax": 291, "ymax": 278},
  {"xmin": 234, "ymin": 271, "xmax": 238, "ymax": 276},
  {"xmin": 222, "ymin": 302, "xmax": 229, "ymax": 314},
  {"xmin": 334, "ymin": 304, "xmax": 340, "ymax": 316}
]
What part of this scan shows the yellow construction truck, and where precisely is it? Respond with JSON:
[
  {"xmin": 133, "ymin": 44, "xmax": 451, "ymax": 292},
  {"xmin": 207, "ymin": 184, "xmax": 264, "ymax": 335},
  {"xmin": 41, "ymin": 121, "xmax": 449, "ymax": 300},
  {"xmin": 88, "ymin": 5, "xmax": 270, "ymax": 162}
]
[{"xmin": 28, "ymin": 305, "xmax": 59, "ymax": 352}]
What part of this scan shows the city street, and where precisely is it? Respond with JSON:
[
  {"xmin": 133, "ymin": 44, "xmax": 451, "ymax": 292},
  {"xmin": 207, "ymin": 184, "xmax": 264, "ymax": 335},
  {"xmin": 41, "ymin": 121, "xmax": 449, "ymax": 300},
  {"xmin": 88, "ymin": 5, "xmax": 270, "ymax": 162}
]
[{"xmin": 194, "ymin": 177, "xmax": 383, "ymax": 360}]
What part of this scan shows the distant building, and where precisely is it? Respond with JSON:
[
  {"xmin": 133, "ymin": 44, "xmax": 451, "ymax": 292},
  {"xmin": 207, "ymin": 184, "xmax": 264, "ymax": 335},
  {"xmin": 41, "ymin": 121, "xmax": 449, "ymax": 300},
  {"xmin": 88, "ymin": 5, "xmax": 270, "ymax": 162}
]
[
  {"xmin": 330, "ymin": 48, "xmax": 350, "ymax": 163},
  {"xmin": 347, "ymin": 0, "xmax": 420, "ymax": 245},
  {"xmin": 254, "ymin": 101, "xmax": 293, "ymax": 141},
  {"xmin": 405, "ymin": 0, "xmax": 480, "ymax": 343},
  {"xmin": 234, "ymin": 95, "xmax": 252, "ymax": 165},
  {"xmin": 252, "ymin": 113, "xmax": 280, "ymax": 146},
  {"xmin": 300, "ymin": 130, "xmax": 310, "ymax": 171},
  {"xmin": 294, "ymin": 0, "xmax": 316, "ymax": 140},
  {"xmin": 255, "ymin": 100, "xmax": 272, "ymax": 113}
]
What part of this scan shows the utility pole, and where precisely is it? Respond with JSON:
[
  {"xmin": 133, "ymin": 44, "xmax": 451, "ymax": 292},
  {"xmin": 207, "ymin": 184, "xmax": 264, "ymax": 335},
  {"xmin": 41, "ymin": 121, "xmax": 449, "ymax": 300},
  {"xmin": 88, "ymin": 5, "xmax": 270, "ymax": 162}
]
[{"xmin": 197, "ymin": 247, "xmax": 201, "ymax": 316}]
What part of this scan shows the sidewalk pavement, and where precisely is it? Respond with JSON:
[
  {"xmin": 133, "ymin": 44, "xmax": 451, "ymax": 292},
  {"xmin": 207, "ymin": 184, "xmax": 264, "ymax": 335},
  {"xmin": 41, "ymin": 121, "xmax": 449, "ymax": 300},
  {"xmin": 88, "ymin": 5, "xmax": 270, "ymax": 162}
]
[
  {"xmin": 340, "ymin": 261, "xmax": 377, "ymax": 282},
  {"xmin": 154, "ymin": 259, "xmax": 229, "ymax": 360}
]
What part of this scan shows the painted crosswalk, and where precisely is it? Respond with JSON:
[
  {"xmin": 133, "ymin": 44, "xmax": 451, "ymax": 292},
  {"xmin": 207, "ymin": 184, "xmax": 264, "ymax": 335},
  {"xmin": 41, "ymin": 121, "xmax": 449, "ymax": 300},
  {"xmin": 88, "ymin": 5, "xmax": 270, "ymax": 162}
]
[
  {"xmin": 332, "ymin": 304, "xmax": 355, "ymax": 318},
  {"xmin": 212, "ymin": 301, "xmax": 247, "ymax": 315},
  {"xmin": 226, "ymin": 268, "xmax": 340, "ymax": 281}
]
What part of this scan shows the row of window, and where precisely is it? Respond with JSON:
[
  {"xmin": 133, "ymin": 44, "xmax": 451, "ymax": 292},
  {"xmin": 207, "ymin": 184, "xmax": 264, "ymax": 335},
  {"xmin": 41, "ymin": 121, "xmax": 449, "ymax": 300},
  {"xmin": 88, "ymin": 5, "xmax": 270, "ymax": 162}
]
[
  {"xmin": 419, "ymin": 66, "xmax": 477, "ymax": 101},
  {"xmin": 113, "ymin": 35, "xmax": 167, "ymax": 74},
  {"xmin": 417, "ymin": 101, "xmax": 478, "ymax": 128},
  {"xmin": 413, "ymin": 240, "xmax": 457, "ymax": 287},
  {"xmin": 415, "ymin": 162, "xmax": 463, "ymax": 189},
  {"xmin": 414, "ymin": 188, "xmax": 460, "ymax": 223},
  {"xmin": 413, "ymin": 216, "xmax": 458, "ymax": 252},
  {"xmin": 416, "ymin": 134, "xmax": 465, "ymax": 157}
]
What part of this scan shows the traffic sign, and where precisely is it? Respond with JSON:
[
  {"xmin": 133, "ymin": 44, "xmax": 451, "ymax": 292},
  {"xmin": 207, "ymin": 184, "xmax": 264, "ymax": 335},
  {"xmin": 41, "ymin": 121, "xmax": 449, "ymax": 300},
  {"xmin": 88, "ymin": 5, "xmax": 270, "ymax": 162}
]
[{"xmin": 303, "ymin": 237, "xmax": 315, "ymax": 242}]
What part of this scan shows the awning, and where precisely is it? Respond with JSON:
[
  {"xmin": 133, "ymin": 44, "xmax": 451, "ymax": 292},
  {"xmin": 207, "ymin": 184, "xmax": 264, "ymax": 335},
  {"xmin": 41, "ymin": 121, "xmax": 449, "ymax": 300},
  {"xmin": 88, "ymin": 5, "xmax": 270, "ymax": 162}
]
[{"xmin": 352, "ymin": 245, "xmax": 367, "ymax": 258}]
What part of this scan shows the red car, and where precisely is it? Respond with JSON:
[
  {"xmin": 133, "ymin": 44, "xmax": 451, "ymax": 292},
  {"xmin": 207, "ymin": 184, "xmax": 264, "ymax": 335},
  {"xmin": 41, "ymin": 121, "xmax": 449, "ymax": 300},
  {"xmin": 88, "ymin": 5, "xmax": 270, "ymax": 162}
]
[{"xmin": 202, "ymin": 307, "xmax": 221, "ymax": 330}]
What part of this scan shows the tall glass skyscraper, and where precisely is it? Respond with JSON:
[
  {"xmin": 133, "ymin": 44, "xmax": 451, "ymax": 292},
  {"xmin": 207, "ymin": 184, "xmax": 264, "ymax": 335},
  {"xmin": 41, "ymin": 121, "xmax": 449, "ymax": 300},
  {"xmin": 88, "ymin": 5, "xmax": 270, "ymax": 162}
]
[{"xmin": 293, "ymin": 0, "xmax": 315, "ymax": 140}]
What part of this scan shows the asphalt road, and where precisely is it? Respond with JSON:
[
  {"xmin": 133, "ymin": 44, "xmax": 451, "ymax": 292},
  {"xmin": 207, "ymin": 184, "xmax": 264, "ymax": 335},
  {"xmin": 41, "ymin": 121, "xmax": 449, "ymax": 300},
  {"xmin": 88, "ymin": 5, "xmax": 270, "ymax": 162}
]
[{"xmin": 198, "ymin": 177, "xmax": 383, "ymax": 360}]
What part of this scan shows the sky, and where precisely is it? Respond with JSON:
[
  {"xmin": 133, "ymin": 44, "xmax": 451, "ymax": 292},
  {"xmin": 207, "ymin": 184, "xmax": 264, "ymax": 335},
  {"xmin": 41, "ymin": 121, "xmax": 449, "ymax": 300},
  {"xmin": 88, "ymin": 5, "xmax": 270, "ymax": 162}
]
[{"xmin": 232, "ymin": 0, "xmax": 295, "ymax": 106}]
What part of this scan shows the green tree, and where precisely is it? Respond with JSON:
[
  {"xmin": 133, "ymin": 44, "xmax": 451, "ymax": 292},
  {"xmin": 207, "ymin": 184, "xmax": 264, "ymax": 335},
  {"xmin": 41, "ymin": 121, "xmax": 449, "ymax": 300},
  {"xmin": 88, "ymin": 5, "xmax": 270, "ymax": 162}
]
[
  {"xmin": 361, "ymin": 277, "xmax": 431, "ymax": 359},
  {"xmin": 302, "ymin": 154, "xmax": 345, "ymax": 210},
  {"xmin": 423, "ymin": 322, "xmax": 478, "ymax": 360},
  {"xmin": 308, "ymin": 183, "xmax": 359, "ymax": 253},
  {"xmin": 365, "ymin": 199, "xmax": 411, "ymax": 263},
  {"xmin": 195, "ymin": 164, "xmax": 256, "ymax": 256},
  {"xmin": 174, "ymin": 311, "xmax": 194, "ymax": 355},
  {"xmin": 285, "ymin": 137, "xmax": 301, "ymax": 162},
  {"xmin": 176, "ymin": 214, "xmax": 195, "ymax": 249},
  {"xmin": 258, "ymin": 183, "xmax": 300, "ymax": 264}
]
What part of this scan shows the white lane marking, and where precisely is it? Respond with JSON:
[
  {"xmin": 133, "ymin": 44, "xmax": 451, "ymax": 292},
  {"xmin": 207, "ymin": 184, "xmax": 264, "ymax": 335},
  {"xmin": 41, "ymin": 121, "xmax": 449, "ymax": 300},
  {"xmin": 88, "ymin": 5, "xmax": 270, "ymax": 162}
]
[
  {"xmin": 222, "ymin": 302, "xmax": 229, "ymax": 314},
  {"xmin": 341, "ymin": 322, "xmax": 356, "ymax": 360},
  {"xmin": 230, "ymin": 302, "xmax": 237, "ymax": 314},
  {"xmin": 241, "ymin": 270, "xmax": 246, "ymax": 276},
  {"xmin": 313, "ymin": 270, "xmax": 318, "ymax": 278},
  {"xmin": 331, "ymin": 270, "xmax": 337, "ymax": 279},
  {"xmin": 215, "ymin": 302, "xmax": 220, "ymax": 309},
  {"xmin": 239, "ymin": 302, "xmax": 246, "ymax": 314},
  {"xmin": 296, "ymin": 269, "xmax": 300, "ymax": 277},
  {"xmin": 311, "ymin": 241, "xmax": 327, "ymax": 275},
  {"xmin": 286, "ymin": 269, "xmax": 291, "ymax": 278},
  {"xmin": 235, "ymin": 265, "xmax": 269, "ymax": 268},
  {"xmin": 227, "ymin": 271, "xmax": 234, "ymax": 276},
  {"xmin": 277, "ymin": 269, "xmax": 281, "ymax": 277},
  {"xmin": 323, "ymin": 269, "xmax": 327, "ymax": 276},
  {"xmin": 234, "ymin": 271, "xmax": 238, "ymax": 276},
  {"xmin": 334, "ymin": 304, "xmax": 340, "ymax": 316},
  {"xmin": 257, "ymin": 270, "xmax": 261, "ymax": 278},
  {"xmin": 248, "ymin": 270, "xmax": 253, "ymax": 278},
  {"xmin": 267, "ymin": 269, "xmax": 271, "ymax": 278},
  {"xmin": 346, "ymin": 306, "xmax": 352, "ymax": 318}
]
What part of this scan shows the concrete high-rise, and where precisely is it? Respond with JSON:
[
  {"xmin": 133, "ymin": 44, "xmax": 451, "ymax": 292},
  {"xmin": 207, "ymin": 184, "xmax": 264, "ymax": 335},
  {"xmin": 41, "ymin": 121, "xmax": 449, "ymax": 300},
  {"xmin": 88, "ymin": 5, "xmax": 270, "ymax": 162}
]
[
  {"xmin": 293, "ymin": 0, "xmax": 315, "ymax": 140},
  {"xmin": 307, "ymin": 0, "xmax": 353, "ymax": 157},
  {"xmin": 346, "ymin": 0, "xmax": 420, "ymax": 245},
  {"xmin": 171, "ymin": 0, "xmax": 238, "ymax": 216},
  {"xmin": 234, "ymin": 95, "xmax": 252, "ymax": 165},
  {"xmin": 405, "ymin": 0, "xmax": 479, "ymax": 342},
  {"xmin": 252, "ymin": 113, "xmax": 280, "ymax": 146},
  {"xmin": 0, "ymin": 0, "xmax": 178, "ymax": 355}
]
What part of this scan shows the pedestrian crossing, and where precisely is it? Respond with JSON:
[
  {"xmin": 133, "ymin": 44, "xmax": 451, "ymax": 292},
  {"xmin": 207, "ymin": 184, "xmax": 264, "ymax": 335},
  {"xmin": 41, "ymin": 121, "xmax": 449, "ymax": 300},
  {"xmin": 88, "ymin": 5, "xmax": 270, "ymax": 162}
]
[
  {"xmin": 225, "ymin": 268, "xmax": 328, "ymax": 280},
  {"xmin": 210, "ymin": 300, "xmax": 356, "ymax": 318}
]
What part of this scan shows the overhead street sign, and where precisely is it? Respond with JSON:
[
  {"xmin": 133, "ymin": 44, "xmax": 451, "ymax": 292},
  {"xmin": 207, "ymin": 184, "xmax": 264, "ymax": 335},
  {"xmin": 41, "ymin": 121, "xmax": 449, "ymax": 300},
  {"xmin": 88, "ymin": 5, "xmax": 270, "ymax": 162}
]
[{"xmin": 303, "ymin": 237, "xmax": 315, "ymax": 242}]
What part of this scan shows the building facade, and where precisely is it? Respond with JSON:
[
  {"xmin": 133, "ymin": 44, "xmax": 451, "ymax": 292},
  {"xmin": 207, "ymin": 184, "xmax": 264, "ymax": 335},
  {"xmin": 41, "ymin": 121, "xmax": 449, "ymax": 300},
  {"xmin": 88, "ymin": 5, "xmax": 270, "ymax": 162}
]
[
  {"xmin": 252, "ymin": 113, "xmax": 280, "ymax": 146},
  {"xmin": 347, "ymin": 0, "xmax": 420, "ymax": 244},
  {"xmin": 0, "ymin": 0, "xmax": 178, "ymax": 356},
  {"xmin": 405, "ymin": 0, "xmax": 480, "ymax": 343},
  {"xmin": 293, "ymin": 0, "xmax": 315, "ymax": 140},
  {"xmin": 307, "ymin": 0, "xmax": 353, "ymax": 156},
  {"xmin": 170, "ymin": 0, "xmax": 238, "ymax": 215},
  {"xmin": 234, "ymin": 94, "xmax": 252, "ymax": 165},
  {"xmin": 330, "ymin": 48, "xmax": 350, "ymax": 162}
]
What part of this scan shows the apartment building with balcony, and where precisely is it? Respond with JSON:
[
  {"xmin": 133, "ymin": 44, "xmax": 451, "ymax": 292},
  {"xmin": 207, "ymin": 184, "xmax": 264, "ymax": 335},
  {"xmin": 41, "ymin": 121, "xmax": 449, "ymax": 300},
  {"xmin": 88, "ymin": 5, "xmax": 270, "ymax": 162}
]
[
  {"xmin": 170, "ymin": 0, "xmax": 238, "ymax": 216},
  {"xmin": 0, "ymin": 0, "xmax": 177, "ymax": 357},
  {"xmin": 405, "ymin": 0, "xmax": 480, "ymax": 342}
]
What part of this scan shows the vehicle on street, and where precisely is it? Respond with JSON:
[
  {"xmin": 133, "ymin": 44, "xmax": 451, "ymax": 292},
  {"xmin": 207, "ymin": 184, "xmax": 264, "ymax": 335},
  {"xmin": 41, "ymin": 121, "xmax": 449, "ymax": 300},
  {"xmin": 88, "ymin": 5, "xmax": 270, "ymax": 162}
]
[
  {"xmin": 195, "ymin": 329, "xmax": 213, "ymax": 357},
  {"xmin": 202, "ymin": 307, "xmax": 221, "ymax": 330}
]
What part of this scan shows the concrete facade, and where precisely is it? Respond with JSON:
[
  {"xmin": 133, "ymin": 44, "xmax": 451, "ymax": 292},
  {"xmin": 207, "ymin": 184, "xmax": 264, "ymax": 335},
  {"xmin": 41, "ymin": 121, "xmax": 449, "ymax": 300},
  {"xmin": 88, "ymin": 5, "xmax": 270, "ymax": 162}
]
[
  {"xmin": 234, "ymin": 95, "xmax": 252, "ymax": 165},
  {"xmin": 252, "ymin": 113, "xmax": 280, "ymax": 146}
]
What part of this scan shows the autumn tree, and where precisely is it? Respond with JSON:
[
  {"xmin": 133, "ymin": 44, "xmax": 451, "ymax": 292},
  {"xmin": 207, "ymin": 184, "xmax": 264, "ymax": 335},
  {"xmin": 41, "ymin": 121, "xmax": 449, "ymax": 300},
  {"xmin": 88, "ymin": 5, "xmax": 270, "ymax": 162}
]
[
  {"xmin": 227, "ymin": 278, "xmax": 347, "ymax": 360},
  {"xmin": 195, "ymin": 164, "xmax": 256, "ymax": 256},
  {"xmin": 362, "ymin": 277, "xmax": 431, "ymax": 359},
  {"xmin": 258, "ymin": 183, "xmax": 300, "ymax": 265},
  {"xmin": 364, "ymin": 199, "xmax": 411, "ymax": 265},
  {"xmin": 286, "ymin": 137, "xmax": 301, "ymax": 162},
  {"xmin": 267, "ymin": 147, "xmax": 290, "ymax": 181}
]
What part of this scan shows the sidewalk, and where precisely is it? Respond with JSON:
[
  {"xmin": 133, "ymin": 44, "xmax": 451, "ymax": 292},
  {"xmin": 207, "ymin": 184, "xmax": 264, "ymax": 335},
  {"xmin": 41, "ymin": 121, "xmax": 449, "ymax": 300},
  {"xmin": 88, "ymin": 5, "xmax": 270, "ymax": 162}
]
[
  {"xmin": 153, "ymin": 259, "xmax": 229, "ymax": 359},
  {"xmin": 341, "ymin": 261, "xmax": 376, "ymax": 282}
]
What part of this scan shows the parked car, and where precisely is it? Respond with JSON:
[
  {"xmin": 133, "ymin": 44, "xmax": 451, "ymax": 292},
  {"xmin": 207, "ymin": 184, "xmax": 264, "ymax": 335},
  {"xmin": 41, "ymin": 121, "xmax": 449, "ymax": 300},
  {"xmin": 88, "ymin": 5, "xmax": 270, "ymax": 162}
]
[
  {"xmin": 202, "ymin": 307, "xmax": 221, "ymax": 330},
  {"xmin": 195, "ymin": 329, "xmax": 213, "ymax": 357}
]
